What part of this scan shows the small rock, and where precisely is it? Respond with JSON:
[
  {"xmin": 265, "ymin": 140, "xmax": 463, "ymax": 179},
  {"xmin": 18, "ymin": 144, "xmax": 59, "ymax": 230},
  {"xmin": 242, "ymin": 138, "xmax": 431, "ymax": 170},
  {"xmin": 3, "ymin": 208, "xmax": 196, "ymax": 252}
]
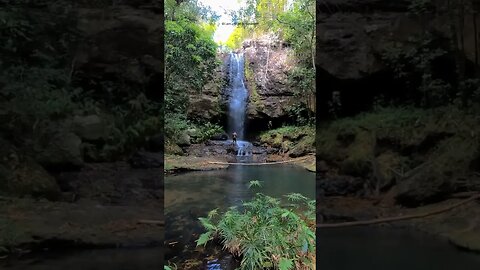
[
  {"xmin": 0, "ymin": 138, "xmax": 61, "ymax": 200},
  {"xmin": 73, "ymin": 115, "xmax": 107, "ymax": 141},
  {"xmin": 210, "ymin": 133, "xmax": 228, "ymax": 141},
  {"xmin": 177, "ymin": 133, "xmax": 191, "ymax": 147},
  {"xmin": 35, "ymin": 132, "xmax": 84, "ymax": 170}
]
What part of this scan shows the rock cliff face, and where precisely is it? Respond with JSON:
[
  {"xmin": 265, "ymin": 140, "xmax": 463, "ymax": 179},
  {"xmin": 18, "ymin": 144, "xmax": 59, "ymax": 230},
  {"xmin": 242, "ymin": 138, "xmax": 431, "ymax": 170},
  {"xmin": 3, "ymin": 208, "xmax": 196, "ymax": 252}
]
[
  {"xmin": 187, "ymin": 53, "xmax": 228, "ymax": 124},
  {"xmin": 75, "ymin": 4, "xmax": 163, "ymax": 102},
  {"xmin": 316, "ymin": 0, "xmax": 414, "ymax": 116},
  {"xmin": 316, "ymin": 0, "xmax": 480, "ymax": 117},
  {"xmin": 237, "ymin": 36, "xmax": 299, "ymax": 131},
  {"xmin": 191, "ymin": 37, "xmax": 301, "ymax": 133}
]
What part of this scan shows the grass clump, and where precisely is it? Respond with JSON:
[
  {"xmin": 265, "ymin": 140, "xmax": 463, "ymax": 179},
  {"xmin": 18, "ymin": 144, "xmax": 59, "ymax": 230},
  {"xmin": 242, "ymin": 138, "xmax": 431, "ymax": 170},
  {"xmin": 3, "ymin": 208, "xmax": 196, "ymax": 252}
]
[{"xmin": 196, "ymin": 182, "xmax": 315, "ymax": 270}]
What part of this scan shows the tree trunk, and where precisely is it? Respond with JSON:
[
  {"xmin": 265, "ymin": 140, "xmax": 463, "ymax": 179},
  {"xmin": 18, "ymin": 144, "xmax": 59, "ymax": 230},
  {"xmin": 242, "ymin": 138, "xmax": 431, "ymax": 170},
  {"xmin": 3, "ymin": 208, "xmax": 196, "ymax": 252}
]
[
  {"xmin": 474, "ymin": 9, "xmax": 479, "ymax": 65},
  {"xmin": 448, "ymin": 0, "xmax": 466, "ymax": 105}
]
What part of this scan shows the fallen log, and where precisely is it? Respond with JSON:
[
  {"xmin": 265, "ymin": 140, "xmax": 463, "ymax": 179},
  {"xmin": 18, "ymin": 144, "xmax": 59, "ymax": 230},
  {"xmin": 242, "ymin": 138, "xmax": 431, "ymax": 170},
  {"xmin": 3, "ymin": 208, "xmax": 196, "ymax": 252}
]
[
  {"xmin": 208, "ymin": 155, "xmax": 314, "ymax": 166},
  {"xmin": 317, "ymin": 193, "xmax": 480, "ymax": 228}
]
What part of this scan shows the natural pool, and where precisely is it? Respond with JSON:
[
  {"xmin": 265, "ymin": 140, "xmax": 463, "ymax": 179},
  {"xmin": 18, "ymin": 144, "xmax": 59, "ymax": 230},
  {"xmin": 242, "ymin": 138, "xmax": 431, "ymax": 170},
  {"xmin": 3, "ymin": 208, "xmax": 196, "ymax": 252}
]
[
  {"xmin": 1, "ymin": 248, "xmax": 163, "ymax": 270},
  {"xmin": 164, "ymin": 165, "xmax": 316, "ymax": 269},
  {"xmin": 318, "ymin": 227, "xmax": 480, "ymax": 270}
]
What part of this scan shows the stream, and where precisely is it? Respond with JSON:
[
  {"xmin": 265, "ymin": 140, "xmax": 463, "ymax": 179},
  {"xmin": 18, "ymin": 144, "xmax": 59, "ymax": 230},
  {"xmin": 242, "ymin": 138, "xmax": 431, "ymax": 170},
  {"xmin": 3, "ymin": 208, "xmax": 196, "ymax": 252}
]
[{"xmin": 164, "ymin": 165, "xmax": 315, "ymax": 269}]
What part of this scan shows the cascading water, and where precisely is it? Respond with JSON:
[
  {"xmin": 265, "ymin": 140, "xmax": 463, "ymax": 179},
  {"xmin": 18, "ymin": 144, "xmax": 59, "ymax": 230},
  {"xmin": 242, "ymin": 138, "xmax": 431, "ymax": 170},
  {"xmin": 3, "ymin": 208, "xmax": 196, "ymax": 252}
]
[
  {"xmin": 228, "ymin": 52, "xmax": 247, "ymax": 140},
  {"xmin": 227, "ymin": 52, "xmax": 253, "ymax": 161}
]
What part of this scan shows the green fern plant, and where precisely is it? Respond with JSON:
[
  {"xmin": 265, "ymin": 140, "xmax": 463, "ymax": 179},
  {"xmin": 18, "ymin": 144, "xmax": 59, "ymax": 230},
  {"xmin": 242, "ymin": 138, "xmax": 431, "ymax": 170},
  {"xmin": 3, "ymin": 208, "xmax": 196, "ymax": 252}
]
[{"xmin": 196, "ymin": 184, "xmax": 315, "ymax": 270}]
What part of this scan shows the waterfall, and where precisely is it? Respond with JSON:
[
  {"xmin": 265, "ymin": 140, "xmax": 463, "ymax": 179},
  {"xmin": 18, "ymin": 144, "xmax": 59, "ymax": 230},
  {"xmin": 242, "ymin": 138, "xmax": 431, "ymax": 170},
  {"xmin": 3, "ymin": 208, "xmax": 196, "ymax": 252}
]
[
  {"xmin": 227, "ymin": 52, "xmax": 253, "ymax": 161},
  {"xmin": 228, "ymin": 52, "xmax": 248, "ymax": 140}
]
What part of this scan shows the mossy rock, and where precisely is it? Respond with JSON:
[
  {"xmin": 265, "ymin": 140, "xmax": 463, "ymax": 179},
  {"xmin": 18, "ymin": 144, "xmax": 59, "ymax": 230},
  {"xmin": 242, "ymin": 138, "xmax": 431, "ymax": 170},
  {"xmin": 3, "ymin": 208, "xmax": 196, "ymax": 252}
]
[
  {"xmin": 165, "ymin": 141, "xmax": 183, "ymax": 155},
  {"xmin": 289, "ymin": 135, "xmax": 315, "ymax": 158},
  {"xmin": 34, "ymin": 131, "xmax": 84, "ymax": 169},
  {"xmin": 260, "ymin": 133, "xmax": 284, "ymax": 148},
  {"xmin": 396, "ymin": 136, "xmax": 478, "ymax": 207},
  {"xmin": 176, "ymin": 132, "xmax": 191, "ymax": 147},
  {"xmin": 0, "ymin": 138, "xmax": 61, "ymax": 200},
  {"xmin": 340, "ymin": 132, "xmax": 373, "ymax": 177},
  {"xmin": 260, "ymin": 126, "xmax": 314, "ymax": 150},
  {"xmin": 281, "ymin": 140, "xmax": 292, "ymax": 153},
  {"xmin": 376, "ymin": 151, "xmax": 406, "ymax": 189},
  {"xmin": 316, "ymin": 130, "xmax": 342, "ymax": 161}
]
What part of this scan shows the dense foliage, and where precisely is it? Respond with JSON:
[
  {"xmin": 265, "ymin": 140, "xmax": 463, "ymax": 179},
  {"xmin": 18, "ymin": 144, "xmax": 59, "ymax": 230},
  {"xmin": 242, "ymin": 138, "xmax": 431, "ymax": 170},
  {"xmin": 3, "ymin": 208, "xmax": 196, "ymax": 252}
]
[
  {"xmin": 228, "ymin": 0, "xmax": 316, "ymax": 124},
  {"xmin": 164, "ymin": 0, "xmax": 225, "ymax": 142},
  {"xmin": 196, "ymin": 182, "xmax": 316, "ymax": 270},
  {"xmin": 377, "ymin": 0, "xmax": 480, "ymax": 109},
  {"xmin": 0, "ymin": 1, "xmax": 163, "ymax": 161}
]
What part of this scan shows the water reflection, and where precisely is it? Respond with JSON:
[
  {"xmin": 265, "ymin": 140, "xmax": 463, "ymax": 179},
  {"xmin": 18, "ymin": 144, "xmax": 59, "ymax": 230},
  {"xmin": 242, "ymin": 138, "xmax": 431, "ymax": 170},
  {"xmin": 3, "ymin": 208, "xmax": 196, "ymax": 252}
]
[
  {"xmin": 165, "ymin": 165, "xmax": 315, "ymax": 269},
  {"xmin": 2, "ymin": 248, "xmax": 162, "ymax": 270},
  {"xmin": 318, "ymin": 227, "xmax": 480, "ymax": 270}
]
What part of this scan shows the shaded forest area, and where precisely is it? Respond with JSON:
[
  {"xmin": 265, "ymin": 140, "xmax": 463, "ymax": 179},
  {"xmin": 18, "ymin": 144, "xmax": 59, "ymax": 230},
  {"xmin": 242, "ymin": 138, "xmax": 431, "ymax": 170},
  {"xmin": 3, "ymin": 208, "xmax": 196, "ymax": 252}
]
[
  {"xmin": 318, "ymin": 0, "xmax": 480, "ymax": 117},
  {"xmin": 0, "ymin": 0, "xmax": 163, "ymax": 257},
  {"xmin": 317, "ymin": 0, "xmax": 480, "ymax": 251}
]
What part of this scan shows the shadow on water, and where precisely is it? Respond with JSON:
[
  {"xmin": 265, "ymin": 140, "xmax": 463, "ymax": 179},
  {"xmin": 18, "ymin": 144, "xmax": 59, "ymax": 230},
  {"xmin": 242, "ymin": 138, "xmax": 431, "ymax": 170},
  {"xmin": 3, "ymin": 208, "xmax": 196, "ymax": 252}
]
[
  {"xmin": 318, "ymin": 227, "xmax": 480, "ymax": 270},
  {"xmin": 165, "ymin": 165, "xmax": 315, "ymax": 269}
]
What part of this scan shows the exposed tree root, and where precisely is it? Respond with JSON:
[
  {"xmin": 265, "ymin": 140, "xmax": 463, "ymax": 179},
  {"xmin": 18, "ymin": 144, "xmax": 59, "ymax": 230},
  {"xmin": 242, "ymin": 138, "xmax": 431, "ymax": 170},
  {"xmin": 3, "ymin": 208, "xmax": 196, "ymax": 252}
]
[{"xmin": 317, "ymin": 193, "xmax": 480, "ymax": 228}]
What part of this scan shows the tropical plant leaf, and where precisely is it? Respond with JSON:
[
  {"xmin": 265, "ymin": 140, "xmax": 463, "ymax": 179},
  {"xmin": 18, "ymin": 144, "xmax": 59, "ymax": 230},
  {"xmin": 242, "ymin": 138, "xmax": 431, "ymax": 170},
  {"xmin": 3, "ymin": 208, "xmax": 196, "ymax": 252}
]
[
  {"xmin": 196, "ymin": 231, "xmax": 212, "ymax": 247},
  {"xmin": 198, "ymin": 217, "xmax": 216, "ymax": 231},
  {"xmin": 285, "ymin": 193, "xmax": 308, "ymax": 202},
  {"xmin": 207, "ymin": 208, "xmax": 219, "ymax": 219},
  {"xmin": 248, "ymin": 180, "xmax": 262, "ymax": 188}
]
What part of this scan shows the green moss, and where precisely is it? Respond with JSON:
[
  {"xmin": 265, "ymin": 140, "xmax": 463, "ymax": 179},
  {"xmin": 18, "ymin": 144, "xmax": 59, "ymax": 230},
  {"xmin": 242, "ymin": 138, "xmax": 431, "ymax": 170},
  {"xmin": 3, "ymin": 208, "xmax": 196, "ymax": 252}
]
[
  {"xmin": 376, "ymin": 151, "xmax": 407, "ymax": 184},
  {"xmin": 165, "ymin": 141, "xmax": 183, "ymax": 155},
  {"xmin": 317, "ymin": 105, "xmax": 480, "ymax": 184},
  {"xmin": 428, "ymin": 136, "xmax": 478, "ymax": 177},
  {"xmin": 244, "ymin": 55, "xmax": 262, "ymax": 108},
  {"xmin": 340, "ymin": 131, "xmax": 373, "ymax": 177},
  {"xmin": 260, "ymin": 125, "xmax": 315, "ymax": 156}
]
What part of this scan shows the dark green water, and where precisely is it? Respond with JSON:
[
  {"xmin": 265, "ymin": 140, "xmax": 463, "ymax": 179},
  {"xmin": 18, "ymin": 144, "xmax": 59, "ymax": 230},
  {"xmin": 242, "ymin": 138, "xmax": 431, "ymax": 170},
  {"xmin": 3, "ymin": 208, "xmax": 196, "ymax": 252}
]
[
  {"xmin": 318, "ymin": 227, "xmax": 480, "ymax": 270},
  {"xmin": 164, "ymin": 165, "xmax": 315, "ymax": 269},
  {"xmin": 0, "ymin": 248, "xmax": 163, "ymax": 270}
]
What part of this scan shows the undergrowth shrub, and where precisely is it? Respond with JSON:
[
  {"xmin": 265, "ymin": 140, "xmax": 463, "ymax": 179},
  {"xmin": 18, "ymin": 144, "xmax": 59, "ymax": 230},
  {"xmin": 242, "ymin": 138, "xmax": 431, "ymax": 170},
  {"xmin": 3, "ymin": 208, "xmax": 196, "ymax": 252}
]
[
  {"xmin": 191, "ymin": 122, "xmax": 224, "ymax": 143},
  {"xmin": 196, "ymin": 181, "xmax": 316, "ymax": 270}
]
